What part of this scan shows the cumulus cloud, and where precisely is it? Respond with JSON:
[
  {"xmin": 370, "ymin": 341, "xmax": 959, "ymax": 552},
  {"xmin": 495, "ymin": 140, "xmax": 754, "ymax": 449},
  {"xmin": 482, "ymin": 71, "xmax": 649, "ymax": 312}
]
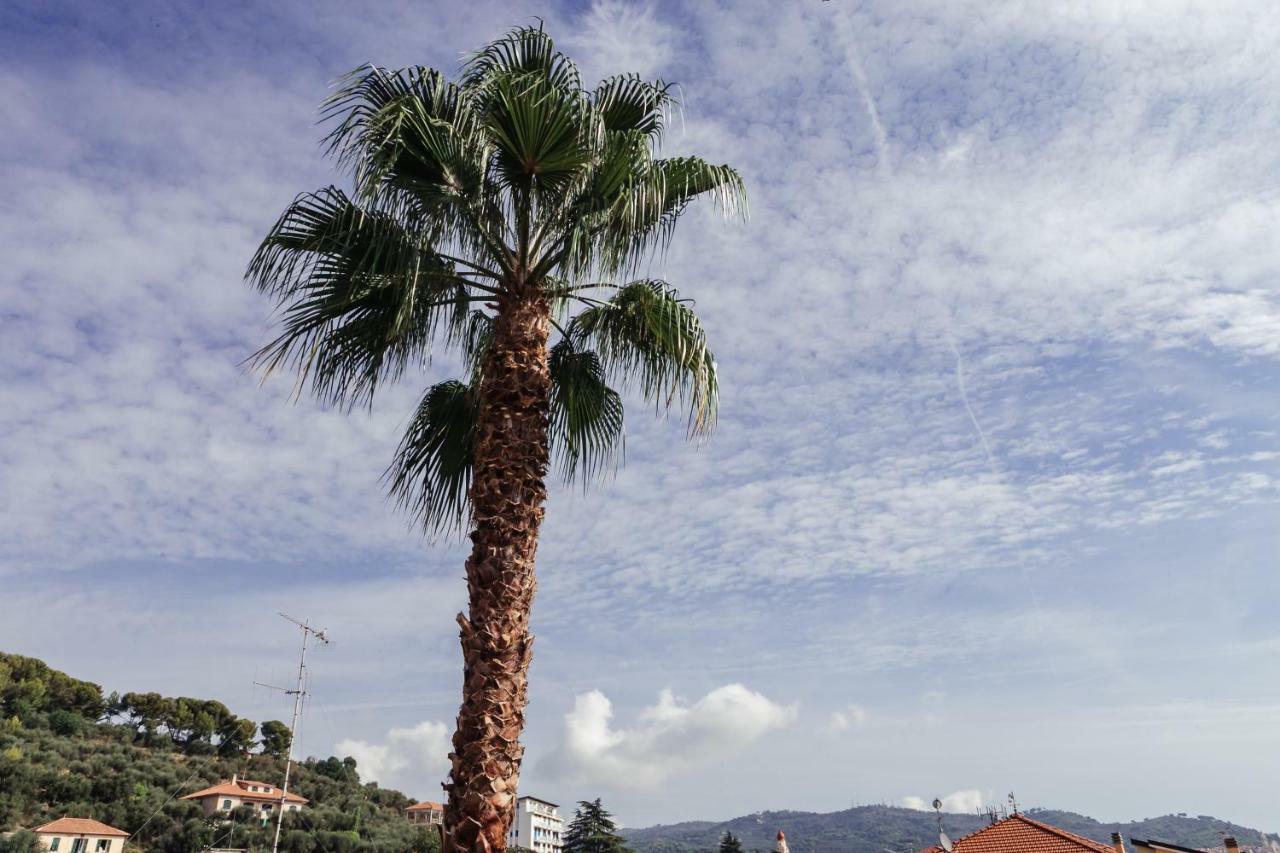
[
  {"xmin": 827, "ymin": 704, "xmax": 869, "ymax": 732},
  {"xmin": 336, "ymin": 720, "xmax": 451, "ymax": 798},
  {"xmin": 545, "ymin": 685, "xmax": 796, "ymax": 787},
  {"xmin": 902, "ymin": 790, "xmax": 985, "ymax": 813}
]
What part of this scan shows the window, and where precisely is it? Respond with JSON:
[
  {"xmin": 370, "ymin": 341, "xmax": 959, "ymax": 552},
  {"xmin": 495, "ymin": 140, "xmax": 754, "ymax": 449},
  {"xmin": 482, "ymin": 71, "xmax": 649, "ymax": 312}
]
[
  {"xmin": 70, "ymin": 840, "xmax": 87, "ymax": 853},
  {"xmin": 49, "ymin": 839, "xmax": 61, "ymax": 851},
  {"xmin": 96, "ymin": 841, "xmax": 110, "ymax": 852},
  {"xmin": 222, "ymin": 799, "xmax": 232, "ymax": 810},
  {"xmin": 261, "ymin": 803, "xmax": 272, "ymax": 811}
]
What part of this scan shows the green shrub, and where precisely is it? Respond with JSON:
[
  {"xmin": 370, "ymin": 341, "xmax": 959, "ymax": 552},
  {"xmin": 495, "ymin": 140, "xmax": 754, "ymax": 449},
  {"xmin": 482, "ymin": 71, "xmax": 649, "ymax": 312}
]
[{"xmin": 48, "ymin": 710, "xmax": 84, "ymax": 737}]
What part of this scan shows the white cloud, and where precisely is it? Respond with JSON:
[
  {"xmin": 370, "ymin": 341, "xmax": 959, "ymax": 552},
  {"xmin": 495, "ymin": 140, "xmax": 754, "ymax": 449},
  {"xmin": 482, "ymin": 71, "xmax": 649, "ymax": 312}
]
[
  {"xmin": 827, "ymin": 704, "xmax": 869, "ymax": 732},
  {"xmin": 336, "ymin": 720, "xmax": 451, "ymax": 798},
  {"xmin": 902, "ymin": 789, "xmax": 985, "ymax": 813},
  {"xmin": 564, "ymin": 1, "xmax": 681, "ymax": 82},
  {"xmin": 546, "ymin": 685, "xmax": 796, "ymax": 787}
]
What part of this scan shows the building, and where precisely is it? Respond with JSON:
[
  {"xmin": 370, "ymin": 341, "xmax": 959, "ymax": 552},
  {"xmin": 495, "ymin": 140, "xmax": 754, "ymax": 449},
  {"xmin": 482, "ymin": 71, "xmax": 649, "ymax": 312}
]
[
  {"xmin": 917, "ymin": 814, "xmax": 1119, "ymax": 853},
  {"xmin": 1132, "ymin": 838, "xmax": 1250, "ymax": 853},
  {"xmin": 406, "ymin": 801, "xmax": 444, "ymax": 826},
  {"xmin": 180, "ymin": 775, "xmax": 308, "ymax": 823},
  {"xmin": 506, "ymin": 796, "xmax": 562, "ymax": 853},
  {"xmin": 32, "ymin": 818, "xmax": 129, "ymax": 853}
]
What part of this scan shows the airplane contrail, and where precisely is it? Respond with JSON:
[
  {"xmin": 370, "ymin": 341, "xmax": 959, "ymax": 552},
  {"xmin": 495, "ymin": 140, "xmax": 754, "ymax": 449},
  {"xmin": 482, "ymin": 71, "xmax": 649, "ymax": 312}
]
[
  {"xmin": 947, "ymin": 333, "xmax": 998, "ymax": 475},
  {"xmin": 832, "ymin": 11, "xmax": 891, "ymax": 178}
]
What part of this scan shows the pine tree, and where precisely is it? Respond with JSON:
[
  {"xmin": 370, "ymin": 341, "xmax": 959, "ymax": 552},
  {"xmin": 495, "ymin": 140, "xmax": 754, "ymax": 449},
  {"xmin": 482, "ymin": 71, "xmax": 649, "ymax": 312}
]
[
  {"xmin": 563, "ymin": 799, "xmax": 630, "ymax": 853},
  {"xmin": 719, "ymin": 833, "xmax": 744, "ymax": 853}
]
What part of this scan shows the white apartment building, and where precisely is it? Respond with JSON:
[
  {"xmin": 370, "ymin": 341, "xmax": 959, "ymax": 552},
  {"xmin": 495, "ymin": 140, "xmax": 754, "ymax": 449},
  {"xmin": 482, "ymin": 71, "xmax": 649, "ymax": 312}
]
[{"xmin": 506, "ymin": 796, "xmax": 562, "ymax": 853}]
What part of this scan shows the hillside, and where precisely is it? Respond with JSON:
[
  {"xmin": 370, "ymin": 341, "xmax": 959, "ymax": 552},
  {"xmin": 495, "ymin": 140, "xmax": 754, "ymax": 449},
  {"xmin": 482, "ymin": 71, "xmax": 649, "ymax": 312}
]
[
  {"xmin": 5, "ymin": 651, "xmax": 1277, "ymax": 853},
  {"xmin": 0, "ymin": 652, "xmax": 437, "ymax": 853},
  {"xmin": 621, "ymin": 806, "xmax": 1280, "ymax": 853}
]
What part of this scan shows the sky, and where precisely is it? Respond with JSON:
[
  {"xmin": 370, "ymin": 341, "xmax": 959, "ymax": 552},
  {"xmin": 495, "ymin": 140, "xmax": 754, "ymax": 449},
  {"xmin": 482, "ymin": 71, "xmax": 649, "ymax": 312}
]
[{"xmin": 2, "ymin": 0, "xmax": 1280, "ymax": 834}]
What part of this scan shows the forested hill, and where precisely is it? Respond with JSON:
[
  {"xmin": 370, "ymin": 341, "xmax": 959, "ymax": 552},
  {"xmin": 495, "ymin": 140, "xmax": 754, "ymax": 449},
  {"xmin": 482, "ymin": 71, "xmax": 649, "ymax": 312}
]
[
  {"xmin": 621, "ymin": 806, "xmax": 1280, "ymax": 853},
  {"xmin": 0, "ymin": 651, "xmax": 436, "ymax": 853}
]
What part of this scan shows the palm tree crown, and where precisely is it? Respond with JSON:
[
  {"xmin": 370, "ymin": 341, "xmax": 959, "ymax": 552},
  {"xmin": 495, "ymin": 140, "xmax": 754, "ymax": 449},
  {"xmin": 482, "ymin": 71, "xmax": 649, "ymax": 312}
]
[{"xmin": 247, "ymin": 24, "xmax": 746, "ymax": 533}]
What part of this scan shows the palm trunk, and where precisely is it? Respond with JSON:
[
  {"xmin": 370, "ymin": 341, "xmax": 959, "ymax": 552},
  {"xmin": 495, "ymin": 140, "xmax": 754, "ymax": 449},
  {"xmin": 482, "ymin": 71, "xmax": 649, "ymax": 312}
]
[{"xmin": 442, "ymin": 294, "xmax": 552, "ymax": 853}]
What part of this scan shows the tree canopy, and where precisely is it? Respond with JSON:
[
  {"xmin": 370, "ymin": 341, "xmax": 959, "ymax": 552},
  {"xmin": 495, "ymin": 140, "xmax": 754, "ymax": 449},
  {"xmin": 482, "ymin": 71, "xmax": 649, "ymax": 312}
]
[
  {"xmin": 247, "ymin": 23, "xmax": 746, "ymax": 537},
  {"xmin": 563, "ymin": 799, "xmax": 631, "ymax": 853},
  {"xmin": 719, "ymin": 833, "xmax": 744, "ymax": 853},
  {"xmin": 0, "ymin": 651, "xmax": 436, "ymax": 853}
]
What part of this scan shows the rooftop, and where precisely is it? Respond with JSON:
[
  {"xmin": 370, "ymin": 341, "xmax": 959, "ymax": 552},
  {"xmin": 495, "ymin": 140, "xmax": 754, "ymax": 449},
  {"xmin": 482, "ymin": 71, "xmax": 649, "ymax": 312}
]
[
  {"xmin": 181, "ymin": 780, "xmax": 308, "ymax": 805},
  {"xmin": 34, "ymin": 819, "xmax": 129, "ymax": 838},
  {"xmin": 519, "ymin": 796, "xmax": 560, "ymax": 809},
  {"xmin": 917, "ymin": 815, "xmax": 1115, "ymax": 853},
  {"xmin": 407, "ymin": 802, "xmax": 444, "ymax": 812},
  {"xmin": 1131, "ymin": 842, "xmax": 1211, "ymax": 853}
]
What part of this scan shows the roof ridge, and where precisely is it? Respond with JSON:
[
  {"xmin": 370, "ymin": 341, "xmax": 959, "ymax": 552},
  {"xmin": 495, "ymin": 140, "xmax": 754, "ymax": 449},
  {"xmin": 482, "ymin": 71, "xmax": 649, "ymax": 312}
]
[
  {"xmin": 34, "ymin": 818, "xmax": 129, "ymax": 837},
  {"xmin": 1011, "ymin": 814, "xmax": 1115, "ymax": 853},
  {"xmin": 946, "ymin": 816, "xmax": 1012, "ymax": 847},
  {"xmin": 918, "ymin": 813, "xmax": 1117, "ymax": 853},
  {"xmin": 181, "ymin": 781, "xmax": 307, "ymax": 803}
]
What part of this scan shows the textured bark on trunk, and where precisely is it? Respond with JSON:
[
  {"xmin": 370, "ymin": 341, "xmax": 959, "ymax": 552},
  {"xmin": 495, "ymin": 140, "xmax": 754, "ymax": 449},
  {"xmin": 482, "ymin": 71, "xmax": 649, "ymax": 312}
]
[{"xmin": 441, "ymin": 294, "xmax": 551, "ymax": 853}]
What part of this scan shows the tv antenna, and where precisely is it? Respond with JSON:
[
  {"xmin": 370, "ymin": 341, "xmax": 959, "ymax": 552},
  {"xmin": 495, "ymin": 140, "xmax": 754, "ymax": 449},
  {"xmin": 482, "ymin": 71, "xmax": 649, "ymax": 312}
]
[
  {"xmin": 934, "ymin": 799, "xmax": 953, "ymax": 853},
  {"xmin": 254, "ymin": 613, "xmax": 330, "ymax": 853}
]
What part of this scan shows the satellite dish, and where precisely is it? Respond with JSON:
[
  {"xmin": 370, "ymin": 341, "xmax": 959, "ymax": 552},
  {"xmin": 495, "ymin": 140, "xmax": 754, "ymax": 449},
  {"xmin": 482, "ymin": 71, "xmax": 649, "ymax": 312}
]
[{"xmin": 940, "ymin": 833, "xmax": 954, "ymax": 853}]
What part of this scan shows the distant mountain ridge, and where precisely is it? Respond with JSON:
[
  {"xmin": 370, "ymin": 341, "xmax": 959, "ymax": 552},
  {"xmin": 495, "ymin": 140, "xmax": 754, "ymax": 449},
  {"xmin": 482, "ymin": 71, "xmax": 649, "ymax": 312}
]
[{"xmin": 621, "ymin": 806, "xmax": 1279, "ymax": 853}]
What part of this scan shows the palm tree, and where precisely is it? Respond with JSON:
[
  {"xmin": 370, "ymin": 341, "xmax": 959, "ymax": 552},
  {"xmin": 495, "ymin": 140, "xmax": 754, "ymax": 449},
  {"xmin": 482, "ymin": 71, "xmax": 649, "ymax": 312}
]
[{"xmin": 246, "ymin": 25, "xmax": 745, "ymax": 853}]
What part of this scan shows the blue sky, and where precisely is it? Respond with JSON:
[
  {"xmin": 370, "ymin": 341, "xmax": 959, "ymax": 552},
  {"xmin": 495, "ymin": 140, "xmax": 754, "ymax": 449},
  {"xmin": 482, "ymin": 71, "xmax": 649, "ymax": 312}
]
[{"xmin": 3, "ymin": 0, "xmax": 1280, "ymax": 833}]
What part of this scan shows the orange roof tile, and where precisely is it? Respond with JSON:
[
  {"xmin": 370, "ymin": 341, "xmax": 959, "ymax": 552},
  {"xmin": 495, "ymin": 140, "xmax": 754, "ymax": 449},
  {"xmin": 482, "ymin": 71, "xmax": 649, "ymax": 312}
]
[
  {"xmin": 34, "ymin": 818, "xmax": 129, "ymax": 838},
  {"xmin": 918, "ymin": 815, "xmax": 1115, "ymax": 853},
  {"xmin": 407, "ymin": 802, "xmax": 444, "ymax": 812},
  {"xmin": 181, "ymin": 780, "xmax": 308, "ymax": 805}
]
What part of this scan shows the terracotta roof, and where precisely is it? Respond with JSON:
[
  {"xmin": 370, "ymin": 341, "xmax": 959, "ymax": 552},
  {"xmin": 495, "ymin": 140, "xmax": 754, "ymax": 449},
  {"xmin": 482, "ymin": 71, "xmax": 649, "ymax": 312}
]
[
  {"xmin": 917, "ymin": 815, "xmax": 1115, "ymax": 853},
  {"xmin": 236, "ymin": 779, "xmax": 277, "ymax": 790},
  {"xmin": 34, "ymin": 818, "xmax": 129, "ymax": 838},
  {"xmin": 181, "ymin": 780, "xmax": 308, "ymax": 805},
  {"xmin": 407, "ymin": 802, "xmax": 444, "ymax": 812}
]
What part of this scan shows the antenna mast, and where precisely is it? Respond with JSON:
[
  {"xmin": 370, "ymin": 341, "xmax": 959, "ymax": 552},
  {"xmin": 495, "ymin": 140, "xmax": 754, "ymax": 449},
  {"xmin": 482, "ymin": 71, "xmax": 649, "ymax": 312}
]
[
  {"xmin": 934, "ymin": 799, "xmax": 953, "ymax": 853},
  {"xmin": 254, "ymin": 613, "xmax": 329, "ymax": 853}
]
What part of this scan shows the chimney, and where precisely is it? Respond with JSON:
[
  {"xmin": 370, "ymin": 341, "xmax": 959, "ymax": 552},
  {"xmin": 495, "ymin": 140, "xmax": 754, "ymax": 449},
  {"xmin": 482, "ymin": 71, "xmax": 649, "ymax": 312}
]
[
  {"xmin": 1225, "ymin": 839, "xmax": 1239, "ymax": 853},
  {"xmin": 232, "ymin": 773, "xmax": 238, "ymax": 785},
  {"xmin": 774, "ymin": 831, "xmax": 790, "ymax": 853},
  {"xmin": 1111, "ymin": 833, "xmax": 1125, "ymax": 853}
]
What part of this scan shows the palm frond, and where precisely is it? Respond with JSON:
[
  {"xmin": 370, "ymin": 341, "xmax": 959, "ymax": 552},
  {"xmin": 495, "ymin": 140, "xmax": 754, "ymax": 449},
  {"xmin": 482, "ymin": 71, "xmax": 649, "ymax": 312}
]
[
  {"xmin": 385, "ymin": 379, "xmax": 476, "ymax": 535},
  {"xmin": 246, "ymin": 187, "xmax": 481, "ymax": 407},
  {"xmin": 455, "ymin": 309, "xmax": 494, "ymax": 376},
  {"xmin": 482, "ymin": 72, "xmax": 593, "ymax": 200},
  {"xmin": 592, "ymin": 74, "xmax": 675, "ymax": 141},
  {"xmin": 598, "ymin": 157, "xmax": 747, "ymax": 272},
  {"xmin": 322, "ymin": 66, "xmax": 464, "ymax": 173},
  {"xmin": 570, "ymin": 279, "xmax": 718, "ymax": 435},
  {"xmin": 549, "ymin": 340, "xmax": 624, "ymax": 482},
  {"xmin": 319, "ymin": 65, "xmax": 514, "ymax": 273},
  {"xmin": 461, "ymin": 23, "xmax": 582, "ymax": 94}
]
